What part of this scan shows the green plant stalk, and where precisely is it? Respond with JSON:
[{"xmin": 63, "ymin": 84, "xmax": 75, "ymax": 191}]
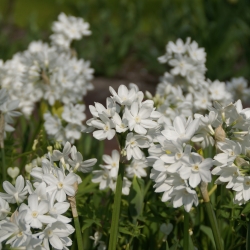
[
  {"xmin": 68, "ymin": 183, "xmax": 83, "ymax": 250},
  {"xmin": 183, "ymin": 210, "xmax": 189, "ymax": 250},
  {"xmin": 108, "ymin": 162, "xmax": 125, "ymax": 250},
  {"xmin": 74, "ymin": 216, "xmax": 84, "ymax": 250},
  {"xmin": 204, "ymin": 202, "xmax": 223, "ymax": 250},
  {"xmin": 1, "ymin": 147, "xmax": 6, "ymax": 182},
  {"xmin": 247, "ymin": 216, "xmax": 250, "ymax": 250},
  {"xmin": 0, "ymin": 112, "xmax": 6, "ymax": 182},
  {"xmin": 200, "ymin": 181, "xmax": 223, "ymax": 250}
]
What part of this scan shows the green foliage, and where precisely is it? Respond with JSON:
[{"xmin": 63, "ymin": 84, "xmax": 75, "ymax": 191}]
[{"xmin": 0, "ymin": 0, "xmax": 250, "ymax": 81}]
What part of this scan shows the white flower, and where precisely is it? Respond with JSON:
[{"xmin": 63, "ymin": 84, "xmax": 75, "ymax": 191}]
[
  {"xmin": 51, "ymin": 12, "xmax": 91, "ymax": 48},
  {"xmin": 233, "ymin": 176, "xmax": 250, "ymax": 202},
  {"xmin": 92, "ymin": 166, "xmax": 112, "ymax": 191},
  {"xmin": 89, "ymin": 97, "xmax": 119, "ymax": 118},
  {"xmin": 68, "ymin": 146, "xmax": 97, "ymax": 173},
  {"xmin": 188, "ymin": 41, "xmax": 206, "ymax": 62},
  {"xmin": 52, "ymin": 142, "xmax": 71, "ymax": 165},
  {"xmin": 44, "ymin": 170, "xmax": 77, "ymax": 202},
  {"xmin": 91, "ymin": 113, "xmax": 116, "ymax": 140},
  {"xmin": 19, "ymin": 194, "xmax": 56, "ymax": 229},
  {"xmin": 0, "ymin": 210, "xmax": 31, "ymax": 248},
  {"xmin": 125, "ymin": 102, "xmax": 157, "ymax": 135},
  {"xmin": 101, "ymin": 150, "xmax": 120, "ymax": 178},
  {"xmin": 179, "ymin": 153, "xmax": 213, "ymax": 188},
  {"xmin": 62, "ymin": 103, "xmax": 86, "ymax": 125},
  {"xmin": 109, "ymin": 85, "xmax": 136, "ymax": 106},
  {"xmin": 126, "ymin": 158, "xmax": 148, "ymax": 178},
  {"xmin": 112, "ymin": 112, "xmax": 128, "ymax": 133},
  {"xmin": 170, "ymin": 185, "xmax": 199, "ymax": 212},
  {"xmin": 169, "ymin": 55, "xmax": 193, "ymax": 77},
  {"xmin": 37, "ymin": 221, "xmax": 74, "ymax": 250},
  {"xmin": 168, "ymin": 38, "xmax": 189, "ymax": 54},
  {"xmin": 0, "ymin": 197, "xmax": 10, "ymax": 220},
  {"xmin": 0, "ymin": 175, "xmax": 28, "ymax": 204},
  {"xmin": 161, "ymin": 116, "xmax": 200, "ymax": 143},
  {"xmin": 125, "ymin": 133, "xmax": 150, "ymax": 160}
]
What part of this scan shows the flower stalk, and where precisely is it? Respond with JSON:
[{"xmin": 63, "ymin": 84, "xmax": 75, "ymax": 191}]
[
  {"xmin": 200, "ymin": 181, "xmax": 223, "ymax": 250},
  {"xmin": 68, "ymin": 182, "xmax": 83, "ymax": 250},
  {"xmin": 108, "ymin": 162, "xmax": 125, "ymax": 250},
  {"xmin": 183, "ymin": 210, "xmax": 189, "ymax": 250},
  {"xmin": 0, "ymin": 112, "xmax": 6, "ymax": 182}
]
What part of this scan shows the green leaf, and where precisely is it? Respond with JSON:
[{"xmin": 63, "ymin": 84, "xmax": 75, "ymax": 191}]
[
  {"xmin": 128, "ymin": 176, "xmax": 145, "ymax": 220},
  {"xmin": 200, "ymin": 225, "xmax": 216, "ymax": 249},
  {"xmin": 242, "ymin": 202, "xmax": 250, "ymax": 215},
  {"xmin": 82, "ymin": 218, "xmax": 102, "ymax": 231},
  {"xmin": 119, "ymin": 227, "xmax": 135, "ymax": 236}
]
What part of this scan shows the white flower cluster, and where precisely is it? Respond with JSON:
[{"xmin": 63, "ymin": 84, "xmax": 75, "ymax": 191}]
[
  {"xmin": 156, "ymin": 38, "xmax": 233, "ymax": 119},
  {"xmin": 85, "ymin": 84, "xmax": 162, "ymax": 160},
  {"xmin": 210, "ymin": 100, "xmax": 250, "ymax": 204},
  {"xmin": 0, "ymin": 88, "xmax": 21, "ymax": 136},
  {"xmin": 148, "ymin": 115, "xmax": 214, "ymax": 212},
  {"xmin": 50, "ymin": 12, "xmax": 91, "ymax": 49},
  {"xmin": 0, "ymin": 13, "xmax": 93, "ymax": 146},
  {"xmin": 0, "ymin": 142, "xmax": 97, "ymax": 249},
  {"xmin": 226, "ymin": 77, "xmax": 250, "ymax": 103},
  {"xmin": 44, "ymin": 103, "xmax": 86, "ymax": 144},
  {"xmin": 85, "ymin": 84, "xmax": 163, "ymax": 194},
  {"xmin": 92, "ymin": 149, "xmax": 148, "ymax": 195}
]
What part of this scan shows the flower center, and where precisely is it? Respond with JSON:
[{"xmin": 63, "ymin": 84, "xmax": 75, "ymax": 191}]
[
  {"xmin": 135, "ymin": 116, "xmax": 141, "ymax": 123},
  {"xmin": 112, "ymin": 162, "xmax": 117, "ymax": 167},
  {"xmin": 48, "ymin": 230, "xmax": 53, "ymax": 237},
  {"xmin": 17, "ymin": 231, "xmax": 23, "ymax": 238},
  {"xmin": 176, "ymin": 153, "xmax": 182, "ymax": 159},
  {"xmin": 57, "ymin": 182, "xmax": 64, "ymax": 189},
  {"xmin": 192, "ymin": 165, "xmax": 199, "ymax": 171},
  {"xmin": 130, "ymin": 140, "xmax": 137, "ymax": 147},
  {"xmin": 245, "ymin": 180, "xmax": 250, "ymax": 186},
  {"xmin": 32, "ymin": 211, "xmax": 38, "ymax": 218},
  {"xmin": 104, "ymin": 125, "xmax": 109, "ymax": 131}
]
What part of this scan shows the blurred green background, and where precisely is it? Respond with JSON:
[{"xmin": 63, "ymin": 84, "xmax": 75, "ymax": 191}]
[{"xmin": 0, "ymin": 0, "xmax": 250, "ymax": 81}]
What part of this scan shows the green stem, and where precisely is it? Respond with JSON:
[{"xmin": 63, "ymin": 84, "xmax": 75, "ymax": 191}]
[
  {"xmin": 247, "ymin": 215, "xmax": 250, "ymax": 250},
  {"xmin": 183, "ymin": 210, "xmax": 189, "ymax": 250},
  {"xmin": 204, "ymin": 202, "xmax": 223, "ymax": 250},
  {"xmin": 108, "ymin": 162, "xmax": 125, "ymax": 250},
  {"xmin": 1, "ymin": 147, "xmax": 6, "ymax": 182},
  {"xmin": 74, "ymin": 216, "xmax": 84, "ymax": 250},
  {"xmin": 200, "ymin": 181, "xmax": 223, "ymax": 250},
  {"xmin": 68, "ymin": 184, "xmax": 83, "ymax": 250}
]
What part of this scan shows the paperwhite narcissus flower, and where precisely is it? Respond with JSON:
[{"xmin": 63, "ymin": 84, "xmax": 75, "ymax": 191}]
[
  {"xmin": 125, "ymin": 101, "xmax": 158, "ymax": 135},
  {"xmin": 0, "ymin": 175, "xmax": 28, "ymax": 204},
  {"xmin": 89, "ymin": 97, "xmax": 119, "ymax": 118},
  {"xmin": 37, "ymin": 221, "xmax": 74, "ymax": 250},
  {"xmin": 68, "ymin": 146, "xmax": 97, "ymax": 173},
  {"xmin": 179, "ymin": 153, "xmax": 213, "ymax": 188},
  {"xmin": 0, "ymin": 210, "xmax": 31, "ymax": 248},
  {"xmin": 101, "ymin": 150, "xmax": 120, "ymax": 178},
  {"xmin": 161, "ymin": 116, "xmax": 200, "ymax": 143},
  {"xmin": 170, "ymin": 185, "xmax": 199, "ymax": 212},
  {"xmin": 44, "ymin": 170, "xmax": 77, "ymax": 202},
  {"xmin": 0, "ymin": 197, "xmax": 10, "ymax": 220},
  {"xmin": 126, "ymin": 158, "xmax": 148, "ymax": 178},
  {"xmin": 91, "ymin": 113, "xmax": 116, "ymax": 140},
  {"xmin": 109, "ymin": 85, "xmax": 136, "ymax": 106},
  {"xmin": 19, "ymin": 194, "xmax": 56, "ymax": 229},
  {"xmin": 125, "ymin": 133, "xmax": 150, "ymax": 160},
  {"xmin": 233, "ymin": 176, "xmax": 250, "ymax": 202}
]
